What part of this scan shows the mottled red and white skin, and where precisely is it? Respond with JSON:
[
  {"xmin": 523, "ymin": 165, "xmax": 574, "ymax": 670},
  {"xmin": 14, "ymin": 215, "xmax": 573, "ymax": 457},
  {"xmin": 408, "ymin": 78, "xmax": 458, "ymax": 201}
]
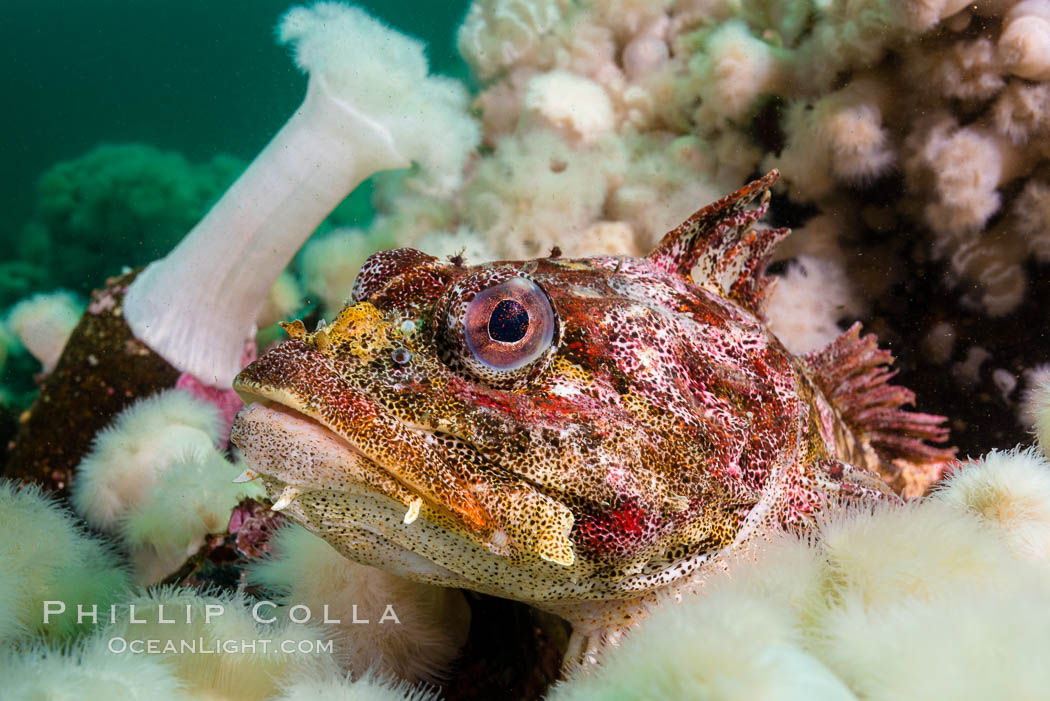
[{"xmin": 230, "ymin": 172, "xmax": 954, "ymax": 665}]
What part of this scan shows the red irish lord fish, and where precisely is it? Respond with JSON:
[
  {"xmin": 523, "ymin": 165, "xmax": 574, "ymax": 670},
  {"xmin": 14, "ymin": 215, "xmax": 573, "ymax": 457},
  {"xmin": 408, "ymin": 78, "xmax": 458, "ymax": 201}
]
[{"xmin": 231, "ymin": 171, "xmax": 954, "ymax": 663}]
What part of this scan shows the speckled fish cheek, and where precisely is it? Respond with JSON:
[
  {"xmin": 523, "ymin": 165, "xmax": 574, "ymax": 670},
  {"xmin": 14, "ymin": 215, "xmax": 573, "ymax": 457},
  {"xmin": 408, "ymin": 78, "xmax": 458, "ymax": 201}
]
[
  {"xmin": 455, "ymin": 402, "xmax": 622, "ymax": 502},
  {"xmin": 434, "ymin": 380, "xmax": 673, "ymax": 564}
]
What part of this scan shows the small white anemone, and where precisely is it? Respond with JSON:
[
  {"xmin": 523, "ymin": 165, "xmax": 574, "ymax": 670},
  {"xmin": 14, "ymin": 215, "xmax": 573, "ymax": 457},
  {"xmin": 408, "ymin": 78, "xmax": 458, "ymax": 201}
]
[
  {"xmin": 999, "ymin": 0, "xmax": 1050, "ymax": 81},
  {"xmin": 5, "ymin": 290, "xmax": 83, "ymax": 373},
  {"xmin": 622, "ymin": 34, "xmax": 669, "ymax": 81},
  {"xmin": 769, "ymin": 80, "xmax": 894, "ymax": 201},
  {"xmin": 907, "ymin": 118, "xmax": 1026, "ymax": 241},
  {"xmin": 521, "ymin": 70, "xmax": 615, "ymax": 144},
  {"xmin": 992, "ymin": 82, "xmax": 1050, "ymax": 144},
  {"xmin": 73, "ymin": 388, "xmax": 224, "ymax": 532},
  {"xmin": 765, "ymin": 255, "xmax": 861, "ymax": 355},
  {"xmin": 692, "ymin": 20, "xmax": 785, "ymax": 123},
  {"xmin": 73, "ymin": 388, "xmax": 262, "ymax": 583},
  {"xmin": 457, "ymin": 0, "xmax": 564, "ymax": 79}
]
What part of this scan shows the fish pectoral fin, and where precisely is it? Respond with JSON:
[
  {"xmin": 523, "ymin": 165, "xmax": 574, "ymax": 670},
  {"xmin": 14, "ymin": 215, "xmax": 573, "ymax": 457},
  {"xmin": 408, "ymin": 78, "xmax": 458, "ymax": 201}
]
[{"xmin": 803, "ymin": 323, "xmax": 956, "ymax": 497}]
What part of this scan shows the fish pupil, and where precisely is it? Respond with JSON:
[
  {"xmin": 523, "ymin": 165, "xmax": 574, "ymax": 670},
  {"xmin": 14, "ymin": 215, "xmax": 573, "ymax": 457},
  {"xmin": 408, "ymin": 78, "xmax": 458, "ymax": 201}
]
[{"xmin": 488, "ymin": 299, "xmax": 529, "ymax": 343}]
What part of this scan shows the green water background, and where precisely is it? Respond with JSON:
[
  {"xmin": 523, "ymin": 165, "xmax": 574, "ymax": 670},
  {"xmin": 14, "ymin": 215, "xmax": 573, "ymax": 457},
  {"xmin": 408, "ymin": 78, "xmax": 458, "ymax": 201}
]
[{"xmin": 0, "ymin": 0, "xmax": 470, "ymax": 249}]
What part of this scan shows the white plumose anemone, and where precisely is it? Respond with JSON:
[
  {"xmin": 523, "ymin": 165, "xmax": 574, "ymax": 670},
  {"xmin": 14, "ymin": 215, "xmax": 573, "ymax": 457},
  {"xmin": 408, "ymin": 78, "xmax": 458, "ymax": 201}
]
[
  {"xmin": 1, "ymin": 635, "xmax": 185, "ymax": 701},
  {"xmin": 124, "ymin": 3, "xmax": 479, "ymax": 388},
  {"xmin": 5, "ymin": 291, "xmax": 83, "ymax": 373},
  {"xmin": 933, "ymin": 447, "xmax": 1050, "ymax": 565},
  {"xmin": 550, "ymin": 467, "xmax": 1050, "ymax": 699}
]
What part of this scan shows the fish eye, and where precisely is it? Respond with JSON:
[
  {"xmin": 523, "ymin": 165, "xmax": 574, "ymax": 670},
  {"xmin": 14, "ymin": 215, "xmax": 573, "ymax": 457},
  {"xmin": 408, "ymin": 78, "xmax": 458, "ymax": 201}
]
[
  {"xmin": 436, "ymin": 269, "xmax": 560, "ymax": 387},
  {"xmin": 463, "ymin": 278, "xmax": 556, "ymax": 372}
]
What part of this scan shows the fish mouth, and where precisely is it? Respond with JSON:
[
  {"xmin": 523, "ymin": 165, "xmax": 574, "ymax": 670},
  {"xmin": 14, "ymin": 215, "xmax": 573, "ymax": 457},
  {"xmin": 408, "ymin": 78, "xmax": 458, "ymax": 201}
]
[
  {"xmin": 231, "ymin": 400, "xmax": 433, "ymax": 523},
  {"xmin": 230, "ymin": 340, "xmax": 576, "ymax": 567}
]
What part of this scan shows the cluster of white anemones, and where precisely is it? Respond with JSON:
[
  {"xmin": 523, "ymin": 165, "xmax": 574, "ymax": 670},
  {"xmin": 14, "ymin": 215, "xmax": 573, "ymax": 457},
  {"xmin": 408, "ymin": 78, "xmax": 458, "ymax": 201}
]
[
  {"xmin": 303, "ymin": 0, "xmax": 1049, "ymax": 356},
  {"xmin": 13, "ymin": 1, "xmax": 1050, "ymax": 384},
  {"xmin": 1, "ymin": 576, "xmax": 440, "ymax": 701},
  {"xmin": 1, "ymin": 389, "xmax": 471, "ymax": 699},
  {"xmin": 22, "ymin": 1, "xmax": 1047, "ymax": 383}
]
